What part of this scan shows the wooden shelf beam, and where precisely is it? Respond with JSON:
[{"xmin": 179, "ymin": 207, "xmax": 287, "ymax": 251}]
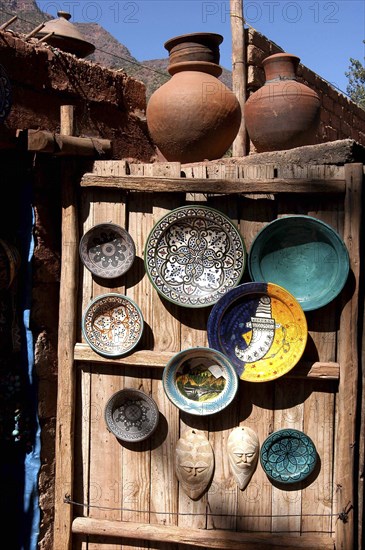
[
  {"xmin": 23, "ymin": 129, "xmax": 111, "ymax": 157},
  {"xmin": 72, "ymin": 517, "xmax": 335, "ymax": 549},
  {"xmin": 74, "ymin": 343, "xmax": 340, "ymax": 380},
  {"xmin": 80, "ymin": 174, "xmax": 346, "ymax": 194}
]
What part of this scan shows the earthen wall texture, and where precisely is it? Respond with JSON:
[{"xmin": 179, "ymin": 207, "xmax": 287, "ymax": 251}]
[
  {"xmin": 0, "ymin": 32, "xmax": 155, "ymax": 550},
  {"xmin": 246, "ymin": 28, "xmax": 365, "ymax": 151},
  {"xmin": 0, "ymin": 31, "xmax": 156, "ymax": 161}
]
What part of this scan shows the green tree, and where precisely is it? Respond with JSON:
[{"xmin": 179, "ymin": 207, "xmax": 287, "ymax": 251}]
[{"xmin": 346, "ymin": 40, "xmax": 365, "ymax": 109}]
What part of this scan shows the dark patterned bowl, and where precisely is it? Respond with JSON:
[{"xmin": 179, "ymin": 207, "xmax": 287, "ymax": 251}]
[
  {"xmin": 260, "ymin": 429, "xmax": 317, "ymax": 484},
  {"xmin": 79, "ymin": 223, "xmax": 136, "ymax": 279},
  {"xmin": 104, "ymin": 388, "xmax": 159, "ymax": 442}
]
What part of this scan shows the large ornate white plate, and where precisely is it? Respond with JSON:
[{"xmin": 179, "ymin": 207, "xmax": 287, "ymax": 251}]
[
  {"xmin": 162, "ymin": 347, "xmax": 239, "ymax": 416},
  {"xmin": 104, "ymin": 388, "xmax": 159, "ymax": 443},
  {"xmin": 144, "ymin": 205, "xmax": 246, "ymax": 308},
  {"xmin": 79, "ymin": 223, "xmax": 136, "ymax": 279},
  {"xmin": 82, "ymin": 293, "xmax": 143, "ymax": 357}
]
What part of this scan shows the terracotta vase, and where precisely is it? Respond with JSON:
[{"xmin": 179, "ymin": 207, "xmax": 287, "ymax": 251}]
[
  {"xmin": 146, "ymin": 33, "xmax": 241, "ymax": 163},
  {"xmin": 244, "ymin": 53, "xmax": 321, "ymax": 152}
]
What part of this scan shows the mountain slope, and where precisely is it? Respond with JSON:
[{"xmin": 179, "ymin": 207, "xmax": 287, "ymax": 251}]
[{"xmin": 0, "ymin": 0, "xmax": 232, "ymax": 99}]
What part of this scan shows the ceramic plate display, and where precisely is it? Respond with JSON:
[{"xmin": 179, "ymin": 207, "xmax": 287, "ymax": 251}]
[
  {"xmin": 162, "ymin": 347, "xmax": 239, "ymax": 416},
  {"xmin": 82, "ymin": 293, "xmax": 143, "ymax": 357},
  {"xmin": 207, "ymin": 282, "xmax": 307, "ymax": 382},
  {"xmin": 0, "ymin": 64, "xmax": 12, "ymax": 123},
  {"xmin": 144, "ymin": 205, "xmax": 246, "ymax": 308},
  {"xmin": 79, "ymin": 223, "xmax": 136, "ymax": 279},
  {"xmin": 260, "ymin": 429, "xmax": 317, "ymax": 484},
  {"xmin": 104, "ymin": 388, "xmax": 159, "ymax": 443},
  {"xmin": 248, "ymin": 215, "xmax": 349, "ymax": 311}
]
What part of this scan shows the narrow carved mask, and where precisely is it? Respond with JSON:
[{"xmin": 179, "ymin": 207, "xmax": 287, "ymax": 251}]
[
  {"xmin": 175, "ymin": 429, "xmax": 214, "ymax": 500},
  {"xmin": 227, "ymin": 426, "xmax": 259, "ymax": 490}
]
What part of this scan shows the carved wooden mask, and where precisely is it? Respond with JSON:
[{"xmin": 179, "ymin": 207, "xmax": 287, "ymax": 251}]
[
  {"xmin": 227, "ymin": 426, "xmax": 259, "ymax": 490},
  {"xmin": 175, "ymin": 428, "xmax": 214, "ymax": 500}
]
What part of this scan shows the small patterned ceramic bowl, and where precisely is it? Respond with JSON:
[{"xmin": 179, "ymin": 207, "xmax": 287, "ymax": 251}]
[
  {"xmin": 82, "ymin": 293, "xmax": 144, "ymax": 357},
  {"xmin": 104, "ymin": 388, "xmax": 159, "ymax": 443},
  {"xmin": 260, "ymin": 428, "xmax": 317, "ymax": 484},
  {"xmin": 162, "ymin": 347, "xmax": 239, "ymax": 416},
  {"xmin": 79, "ymin": 222, "xmax": 136, "ymax": 279}
]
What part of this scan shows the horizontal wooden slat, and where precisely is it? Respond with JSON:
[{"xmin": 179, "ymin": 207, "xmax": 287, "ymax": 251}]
[
  {"xmin": 80, "ymin": 174, "xmax": 346, "ymax": 194},
  {"xmin": 25, "ymin": 129, "xmax": 112, "ymax": 156},
  {"xmin": 74, "ymin": 344, "xmax": 339, "ymax": 380},
  {"xmin": 72, "ymin": 517, "xmax": 335, "ymax": 549}
]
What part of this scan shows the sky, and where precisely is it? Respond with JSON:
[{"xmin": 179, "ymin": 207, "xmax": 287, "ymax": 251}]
[{"xmin": 35, "ymin": 0, "xmax": 365, "ymax": 96}]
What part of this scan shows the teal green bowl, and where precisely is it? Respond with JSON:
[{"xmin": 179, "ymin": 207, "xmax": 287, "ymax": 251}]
[{"xmin": 248, "ymin": 215, "xmax": 349, "ymax": 311}]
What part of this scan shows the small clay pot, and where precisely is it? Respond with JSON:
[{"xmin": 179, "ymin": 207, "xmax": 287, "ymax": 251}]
[
  {"xmin": 165, "ymin": 32, "xmax": 222, "ymax": 66},
  {"xmin": 244, "ymin": 53, "xmax": 321, "ymax": 152}
]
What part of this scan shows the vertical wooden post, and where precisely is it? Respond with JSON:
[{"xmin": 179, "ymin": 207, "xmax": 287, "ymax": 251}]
[
  {"xmin": 53, "ymin": 105, "xmax": 79, "ymax": 550},
  {"xmin": 230, "ymin": 0, "xmax": 247, "ymax": 157},
  {"xmin": 60, "ymin": 105, "xmax": 75, "ymax": 136},
  {"xmin": 335, "ymin": 163, "xmax": 363, "ymax": 549}
]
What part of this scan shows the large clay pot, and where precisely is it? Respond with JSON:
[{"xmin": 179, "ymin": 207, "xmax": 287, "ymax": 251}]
[
  {"xmin": 146, "ymin": 33, "xmax": 241, "ymax": 163},
  {"xmin": 244, "ymin": 53, "xmax": 321, "ymax": 152}
]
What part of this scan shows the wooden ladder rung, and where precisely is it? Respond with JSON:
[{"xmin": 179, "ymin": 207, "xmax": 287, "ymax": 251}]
[
  {"xmin": 72, "ymin": 516, "xmax": 335, "ymax": 549},
  {"xmin": 74, "ymin": 343, "xmax": 340, "ymax": 380},
  {"xmin": 80, "ymin": 174, "xmax": 346, "ymax": 194}
]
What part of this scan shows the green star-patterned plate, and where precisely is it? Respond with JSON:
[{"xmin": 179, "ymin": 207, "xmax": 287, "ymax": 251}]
[{"xmin": 260, "ymin": 429, "xmax": 317, "ymax": 484}]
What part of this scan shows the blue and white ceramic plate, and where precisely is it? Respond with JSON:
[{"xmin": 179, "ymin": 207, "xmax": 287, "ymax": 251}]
[
  {"xmin": 144, "ymin": 205, "xmax": 246, "ymax": 308},
  {"xmin": 82, "ymin": 293, "xmax": 143, "ymax": 357},
  {"xmin": 260, "ymin": 429, "xmax": 317, "ymax": 484},
  {"xmin": 248, "ymin": 215, "xmax": 349, "ymax": 311},
  {"xmin": 162, "ymin": 347, "xmax": 239, "ymax": 416},
  {"xmin": 104, "ymin": 388, "xmax": 159, "ymax": 443},
  {"xmin": 79, "ymin": 223, "xmax": 136, "ymax": 279}
]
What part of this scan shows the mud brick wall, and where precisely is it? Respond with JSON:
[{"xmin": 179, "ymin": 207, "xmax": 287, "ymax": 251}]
[
  {"xmin": 0, "ymin": 30, "xmax": 156, "ymax": 161},
  {"xmin": 246, "ymin": 27, "xmax": 365, "ymax": 151},
  {"xmin": 0, "ymin": 31, "xmax": 156, "ymax": 550}
]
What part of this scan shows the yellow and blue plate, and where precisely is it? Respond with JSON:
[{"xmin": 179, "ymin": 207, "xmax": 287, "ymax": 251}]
[{"xmin": 207, "ymin": 282, "xmax": 307, "ymax": 382}]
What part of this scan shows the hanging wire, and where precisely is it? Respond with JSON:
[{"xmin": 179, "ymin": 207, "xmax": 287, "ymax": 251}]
[{"xmin": 64, "ymin": 495, "xmax": 352, "ymax": 524}]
